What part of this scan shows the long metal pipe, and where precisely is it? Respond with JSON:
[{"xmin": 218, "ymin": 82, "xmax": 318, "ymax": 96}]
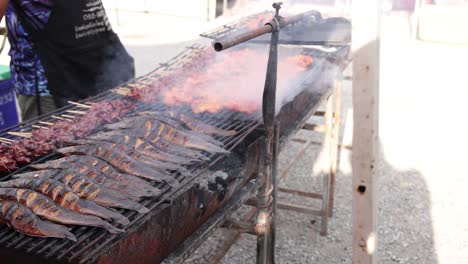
[{"xmin": 213, "ymin": 10, "xmax": 321, "ymax": 52}]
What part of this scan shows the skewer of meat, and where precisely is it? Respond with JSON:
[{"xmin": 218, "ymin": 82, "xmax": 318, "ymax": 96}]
[
  {"xmin": 0, "ymin": 177, "xmax": 130, "ymax": 225},
  {"xmin": 142, "ymin": 111, "xmax": 238, "ymax": 136},
  {"xmin": 31, "ymin": 157, "xmax": 161, "ymax": 198},
  {"xmin": 0, "ymin": 188, "xmax": 124, "ymax": 233},
  {"xmin": 13, "ymin": 170, "xmax": 150, "ymax": 213},
  {"xmin": 0, "ymin": 201, "xmax": 77, "ymax": 241},
  {"xmin": 87, "ymin": 132, "xmax": 199, "ymax": 164},
  {"xmin": 55, "ymin": 145, "xmax": 179, "ymax": 186}
]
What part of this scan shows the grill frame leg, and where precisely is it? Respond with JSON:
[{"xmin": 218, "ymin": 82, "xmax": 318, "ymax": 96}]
[{"xmin": 328, "ymin": 80, "xmax": 342, "ymax": 218}]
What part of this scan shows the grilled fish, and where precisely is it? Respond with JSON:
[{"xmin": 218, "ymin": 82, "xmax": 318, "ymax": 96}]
[
  {"xmin": 121, "ymin": 114, "xmax": 222, "ymax": 145},
  {"xmin": 31, "ymin": 157, "xmax": 161, "ymax": 198},
  {"xmin": 55, "ymin": 145, "xmax": 178, "ymax": 186},
  {"xmin": 31, "ymin": 156, "xmax": 159, "ymax": 197},
  {"xmin": 71, "ymin": 139, "xmax": 182, "ymax": 171},
  {"xmin": 140, "ymin": 111, "xmax": 238, "ymax": 136},
  {"xmin": 71, "ymin": 139, "xmax": 193, "ymax": 179},
  {"xmin": 0, "ymin": 177, "xmax": 130, "ymax": 225},
  {"xmin": 0, "ymin": 188, "xmax": 123, "ymax": 233},
  {"xmin": 100, "ymin": 126, "xmax": 209, "ymax": 161},
  {"xmin": 14, "ymin": 170, "xmax": 150, "ymax": 213},
  {"xmin": 0, "ymin": 201, "xmax": 77, "ymax": 241},
  {"xmin": 87, "ymin": 131, "xmax": 199, "ymax": 164},
  {"xmin": 105, "ymin": 119, "xmax": 228, "ymax": 153}
]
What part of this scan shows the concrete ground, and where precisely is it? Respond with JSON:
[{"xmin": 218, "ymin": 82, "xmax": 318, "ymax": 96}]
[{"xmin": 111, "ymin": 4, "xmax": 468, "ymax": 264}]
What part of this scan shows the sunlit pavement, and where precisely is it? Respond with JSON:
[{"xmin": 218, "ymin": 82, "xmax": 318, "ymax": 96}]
[{"xmin": 380, "ymin": 11, "xmax": 468, "ymax": 264}]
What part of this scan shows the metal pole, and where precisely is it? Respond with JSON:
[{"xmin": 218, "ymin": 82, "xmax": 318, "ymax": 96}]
[
  {"xmin": 256, "ymin": 3, "xmax": 282, "ymax": 264},
  {"xmin": 271, "ymin": 120, "xmax": 280, "ymax": 260}
]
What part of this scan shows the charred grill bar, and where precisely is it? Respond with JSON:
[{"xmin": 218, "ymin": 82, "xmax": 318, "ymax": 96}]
[{"xmin": 0, "ymin": 6, "xmax": 350, "ymax": 264}]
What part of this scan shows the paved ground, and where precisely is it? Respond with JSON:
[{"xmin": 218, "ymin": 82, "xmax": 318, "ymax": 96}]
[{"xmin": 113, "ymin": 5, "xmax": 468, "ymax": 264}]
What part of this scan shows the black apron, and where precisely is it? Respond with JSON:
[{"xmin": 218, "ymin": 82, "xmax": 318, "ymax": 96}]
[{"xmin": 11, "ymin": 0, "xmax": 135, "ymax": 108}]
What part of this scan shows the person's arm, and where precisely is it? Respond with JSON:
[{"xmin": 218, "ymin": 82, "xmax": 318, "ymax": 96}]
[{"xmin": 0, "ymin": 0, "xmax": 9, "ymax": 21}]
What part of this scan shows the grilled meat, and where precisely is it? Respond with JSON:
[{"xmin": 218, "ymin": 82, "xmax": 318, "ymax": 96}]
[
  {"xmin": 0, "ymin": 100, "xmax": 135, "ymax": 173},
  {"xmin": 15, "ymin": 170, "xmax": 149, "ymax": 213},
  {"xmin": 31, "ymin": 156, "xmax": 161, "ymax": 199},
  {"xmin": 0, "ymin": 188, "xmax": 123, "ymax": 233},
  {"xmin": 56, "ymin": 145, "xmax": 178, "ymax": 186},
  {"xmin": 30, "ymin": 156, "xmax": 160, "ymax": 198},
  {"xmin": 141, "ymin": 111, "xmax": 237, "ymax": 136},
  {"xmin": 87, "ymin": 131, "xmax": 199, "ymax": 164},
  {"xmin": 105, "ymin": 119, "xmax": 228, "ymax": 153},
  {"xmin": 0, "ymin": 177, "xmax": 130, "ymax": 225},
  {"xmin": 0, "ymin": 201, "xmax": 77, "ymax": 241}
]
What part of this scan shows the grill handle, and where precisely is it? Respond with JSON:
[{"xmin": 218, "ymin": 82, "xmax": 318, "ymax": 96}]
[{"xmin": 213, "ymin": 10, "xmax": 322, "ymax": 52}]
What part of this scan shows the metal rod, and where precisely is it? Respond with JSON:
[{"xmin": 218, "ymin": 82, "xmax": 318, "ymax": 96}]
[
  {"xmin": 256, "ymin": 3, "xmax": 282, "ymax": 264},
  {"xmin": 213, "ymin": 9, "xmax": 321, "ymax": 52},
  {"xmin": 271, "ymin": 120, "xmax": 279, "ymax": 261},
  {"xmin": 214, "ymin": 25, "xmax": 273, "ymax": 51}
]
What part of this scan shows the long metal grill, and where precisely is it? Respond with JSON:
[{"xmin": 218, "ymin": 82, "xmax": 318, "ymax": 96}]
[{"xmin": 0, "ymin": 42, "xmax": 341, "ymax": 262}]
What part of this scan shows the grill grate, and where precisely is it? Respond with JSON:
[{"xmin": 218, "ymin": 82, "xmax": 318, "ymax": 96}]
[
  {"xmin": 0, "ymin": 42, "xmax": 343, "ymax": 263},
  {"xmin": 0, "ymin": 111, "xmax": 261, "ymax": 263}
]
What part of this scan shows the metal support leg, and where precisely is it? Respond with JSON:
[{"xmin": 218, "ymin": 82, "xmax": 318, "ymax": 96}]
[
  {"xmin": 271, "ymin": 121, "xmax": 279, "ymax": 261},
  {"xmin": 256, "ymin": 133, "xmax": 275, "ymax": 264}
]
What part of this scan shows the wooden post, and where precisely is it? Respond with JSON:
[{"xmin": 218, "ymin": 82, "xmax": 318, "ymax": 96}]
[
  {"xmin": 351, "ymin": 0, "xmax": 380, "ymax": 263},
  {"xmin": 223, "ymin": 0, "xmax": 228, "ymax": 15},
  {"xmin": 207, "ymin": 0, "xmax": 217, "ymax": 21},
  {"xmin": 328, "ymin": 80, "xmax": 342, "ymax": 217},
  {"xmin": 320, "ymin": 92, "xmax": 334, "ymax": 236}
]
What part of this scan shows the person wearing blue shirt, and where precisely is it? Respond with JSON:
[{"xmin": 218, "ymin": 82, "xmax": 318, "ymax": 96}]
[{"xmin": 0, "ymin": 0, "xmax": 134, "ymax": 121}]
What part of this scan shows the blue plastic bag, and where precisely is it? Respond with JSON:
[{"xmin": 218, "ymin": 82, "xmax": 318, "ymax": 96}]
[{"xmin": 0, "ymin": 79, "xmax": 19, "ymax": 130}]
